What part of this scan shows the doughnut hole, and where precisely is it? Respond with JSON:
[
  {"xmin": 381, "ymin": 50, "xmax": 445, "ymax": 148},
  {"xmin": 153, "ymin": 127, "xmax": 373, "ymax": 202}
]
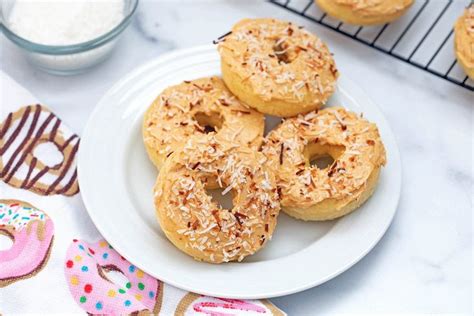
[
  {"xmin": 33, "ymin": 141, "xmax": 64, "ymax": 168},
  {"xmin": 304, "ymin": 142, "xmax": 345, "ymax": 170},
  {"xmin": 207, "ymin": 187, "xmax": 234, "ymax": 211},
  {"xmin": 99, "ymin": 265, "xmax": 130, "ymax": 289},
  {"xmin": 193, "ymin": 111, "xmax": 223, "ymax": 134},
  {"xmin": 0, "ymin": 229, "xmax": 14, "ymax": 251}
]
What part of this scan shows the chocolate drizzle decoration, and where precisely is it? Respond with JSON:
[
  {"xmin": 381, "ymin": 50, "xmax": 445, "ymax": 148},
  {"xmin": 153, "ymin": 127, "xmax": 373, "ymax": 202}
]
[{"xmin": 0, "ymin": 104, "xmax": 80, "ymax": 196}]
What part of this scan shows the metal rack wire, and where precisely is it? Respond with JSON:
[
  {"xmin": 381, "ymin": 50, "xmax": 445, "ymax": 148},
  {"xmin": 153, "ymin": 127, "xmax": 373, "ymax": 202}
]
[{"xmin": 269, "ymin": 0, "xmax": 474, "ymax": 91}]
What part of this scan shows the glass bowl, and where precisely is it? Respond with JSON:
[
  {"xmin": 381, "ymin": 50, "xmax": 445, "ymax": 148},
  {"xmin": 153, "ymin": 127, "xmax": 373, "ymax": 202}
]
[{"xmin": 0, "ymin": 0, "xmax": 139, "ymax": 75}]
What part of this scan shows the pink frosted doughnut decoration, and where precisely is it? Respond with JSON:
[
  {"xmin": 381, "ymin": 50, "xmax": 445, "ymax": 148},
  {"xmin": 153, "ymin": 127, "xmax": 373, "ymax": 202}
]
[
  {"xmin": 176, "ymin": 294, "xmax": 285, "ymax": 316},
  {"xmin": 0, "ymin": 199, "xmax": 54, "ymax": 287},
  {"xmin": 64, "ymin": 239, "xmax": 162, "ymax": 315},
  {"xmin": 194, "ymin": 298, "xmax": 267, "ymax": 315}
]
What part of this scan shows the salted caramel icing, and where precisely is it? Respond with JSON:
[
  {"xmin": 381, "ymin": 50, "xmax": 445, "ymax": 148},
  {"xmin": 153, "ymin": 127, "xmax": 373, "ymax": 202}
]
[
  {"xmin": 218, "ymin": 18, "xmax": 338, "ymax": 104},
  {"xmin": 333, "ymin": 0, "xmax": 414, "ymax": 17},
  {"xmin": 154, "ymin": 135, "xmax": 280, "ymax": 263},
  {"xmin": 455, "ymin": 6, "xmax": 474, "ymax": 77},
  {"xmin": 143, "ymin": 77, "xmax": 264, "ymax": 168},
  {"xmin": 261, "ymin": 107, "xmax": 386, "ymax": 209}
]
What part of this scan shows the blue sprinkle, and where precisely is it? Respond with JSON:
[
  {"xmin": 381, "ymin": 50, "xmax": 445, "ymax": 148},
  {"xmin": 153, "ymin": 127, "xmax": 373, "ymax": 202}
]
[
  {"xmin": 102, "ymin": 253, "xmax": 108, "ymax": 259},
  {"xmin": 148, "ymin": 291, "xmax": 155, "ymax": 298},
  {"xmin": 96, "ymin": 302, "xmax": 103, "ymax": 310},
  {"xmin": 129, "ymin": 265, "xmax": 135, "ymax": 273},
  {"xmin": 81, "ymin": 266, "xmax": 89, "ymax": 272},
  {"xmin": 79, "ymin": 245, "xmax": 85, "ymax": 251},
  {"xmin": 13, "ymin": 214, "xmax": 19, "ymax": 219},
  {"xmin": 124, "ymin": 300, "xmax": 131, "ymax": 307}
]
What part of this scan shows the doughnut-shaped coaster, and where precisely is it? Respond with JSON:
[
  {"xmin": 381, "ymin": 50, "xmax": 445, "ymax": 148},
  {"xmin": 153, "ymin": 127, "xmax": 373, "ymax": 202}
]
[
  {"xmin": 0, "ymin": 199, "xmax": 54, "ymax": 287},
  {"xmin": 64, "ymin": 239, "xmax": 162, "ymax": 314},
  {"xmin": 0, "ymin": 104, "xmax": 80, "ymax": 196}
]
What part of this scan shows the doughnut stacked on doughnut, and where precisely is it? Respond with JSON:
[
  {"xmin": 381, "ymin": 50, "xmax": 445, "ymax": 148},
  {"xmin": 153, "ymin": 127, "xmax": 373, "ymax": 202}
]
[
  {"xmin": 144, "ymin": 18, "xmax": 387, "ymax": 264},
  {"xmin": 143, "ymin": 77, "xmax": 278, "ymax": 263}
]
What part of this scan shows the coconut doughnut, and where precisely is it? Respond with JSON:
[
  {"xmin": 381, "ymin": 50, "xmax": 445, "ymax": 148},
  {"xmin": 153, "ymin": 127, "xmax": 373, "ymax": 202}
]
[
  {"xmin": 218, "ymin": 18, "xmax": 338, "ymax": 117},
  {"xmin": 315, "ymin": 0, "xmax": 414, "ymax": 26},
  {"xmin": 454, "ymin": 5, "xmax": 474, "ymax": 79},
  {"xmin": 261, "ymin": 107, "xmax": 386, "ymax": 221},
  {"xmin": 143, "ymin": 77, "xmax": 264, "ymax": 169},
  {"xmin": 154, "ymin": 135, "xmax": 280, "ymax": 263}
]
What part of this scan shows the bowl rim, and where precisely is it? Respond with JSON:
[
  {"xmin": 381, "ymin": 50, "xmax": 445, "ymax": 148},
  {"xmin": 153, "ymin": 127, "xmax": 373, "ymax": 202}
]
[{"xmin": 0, "ymin": 0, "xmax": 139, "ymax": 55}]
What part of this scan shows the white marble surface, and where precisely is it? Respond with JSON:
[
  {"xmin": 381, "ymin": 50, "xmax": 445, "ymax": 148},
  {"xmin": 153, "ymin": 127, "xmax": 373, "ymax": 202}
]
[{"xmin": 1, "ymin": 0, "xmax": 472, "ymax": 314}]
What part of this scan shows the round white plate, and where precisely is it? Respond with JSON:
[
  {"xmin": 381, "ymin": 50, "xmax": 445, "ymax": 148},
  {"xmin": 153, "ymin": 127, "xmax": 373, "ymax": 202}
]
[{"xmin": 78, "ymin": 45, "xmax": 401, "ymax": 299}]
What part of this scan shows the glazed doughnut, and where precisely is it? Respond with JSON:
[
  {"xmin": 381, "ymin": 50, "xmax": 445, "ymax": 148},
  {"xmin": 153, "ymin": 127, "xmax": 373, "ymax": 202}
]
[
  {"xmin": 175, "ymin": 293, "xmax": 285, "ymax": 316},
  {"xmin": 154, "ymin": 135, "xmax": 280, "ymax": 263},
  {"xmin": 218, "ymin": 18, "xmax": 338, "ymax": 117},
  {"xmin": 454, "ymin": 5, "xmax": 474, "ymax": 79},
  {"xmin": 315, "ymin": 0, "xmax": 414, "ymax": 26},
  {"xmin": 143, "ymin": 77, "xmax": 264, "ymax": 169},
  {"xmin": 261, "ymin": 107, "xmax": 386, "ymax": 221},
  {"xmin": 0, "ymin": 199, "xmax": 54, "ymax": 287},
  {"xmin": 64, "ymin": 239, "xmax": 162, "ymax": 314},
  {"xmin": 0, "ymin": 104, "xmax": 80, "ymax": 196}
]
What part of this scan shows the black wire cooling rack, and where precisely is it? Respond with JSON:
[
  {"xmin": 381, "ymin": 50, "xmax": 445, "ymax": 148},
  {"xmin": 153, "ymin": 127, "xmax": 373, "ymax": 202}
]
[{"xmin": 269, "ymin": 0, "xmax": 474, "ymax": 91}]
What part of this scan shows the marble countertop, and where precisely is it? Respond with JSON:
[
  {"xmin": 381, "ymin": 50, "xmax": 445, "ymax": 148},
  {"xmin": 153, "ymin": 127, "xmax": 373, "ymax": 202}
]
[{"xmin": 1, "ymin": 1, "xmax": 472, "ymax": 314}]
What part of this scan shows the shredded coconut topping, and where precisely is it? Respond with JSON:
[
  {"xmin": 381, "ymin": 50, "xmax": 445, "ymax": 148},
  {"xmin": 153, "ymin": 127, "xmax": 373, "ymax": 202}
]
[
  {"xmin": 143, "ymin": 77, "xmax": 264, "ymax": 168},
  {"xmin": 333, "ymin": 0, "xmax": 413, "ymax": 16},
  {"xmin": 154, "ymin": 135, "xmax": 280, "ymax": 263},
  {"xmin": 261, "ymin": 107, "xmax": 386, "ymax": 209},
  {"xmin": 454, "ymin": 5, "xmax": 474, "ymax": 71},
  {"xmin": 218, "ymin": 18, "xmax": 338, "ymax": 103}
]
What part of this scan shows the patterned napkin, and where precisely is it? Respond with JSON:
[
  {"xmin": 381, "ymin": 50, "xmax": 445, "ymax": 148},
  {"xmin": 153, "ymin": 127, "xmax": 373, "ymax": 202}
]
[{"xmin": 0, "ymin": 71, "xmax": 285, "ymax": 315}]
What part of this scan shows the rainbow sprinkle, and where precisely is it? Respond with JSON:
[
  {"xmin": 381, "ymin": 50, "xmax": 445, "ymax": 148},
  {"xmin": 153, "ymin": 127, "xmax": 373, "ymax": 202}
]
[{"xmin": 0, "ymin": 202, "xmax": 46, "ymax": 231}]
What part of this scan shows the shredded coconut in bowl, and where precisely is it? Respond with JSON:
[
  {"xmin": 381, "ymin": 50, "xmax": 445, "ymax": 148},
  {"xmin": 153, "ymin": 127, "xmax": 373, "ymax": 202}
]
[{"xmin": 7, "ymin": 0, "xmax": 125, "ymax": 45}]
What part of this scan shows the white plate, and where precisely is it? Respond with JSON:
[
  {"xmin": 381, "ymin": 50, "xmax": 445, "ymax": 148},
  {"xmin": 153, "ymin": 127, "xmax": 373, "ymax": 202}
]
[{"xmin": 78, "ymin": 45, "xmax": 401, "ymax": 299}]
